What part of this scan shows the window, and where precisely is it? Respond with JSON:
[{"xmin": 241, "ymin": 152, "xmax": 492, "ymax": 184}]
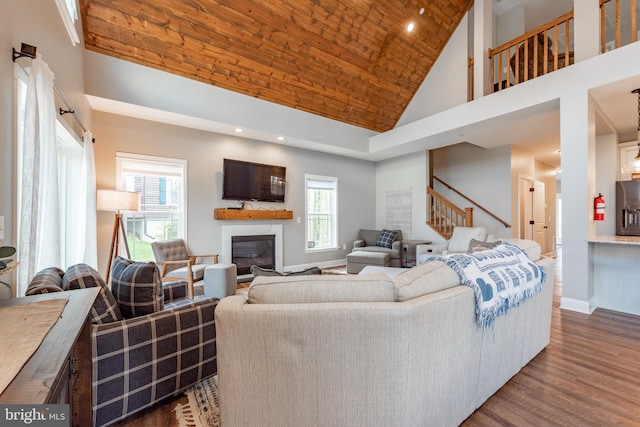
[
  {"xmin": 54, "ymin": 0, "xmax": 80, "ymax": 46},
  {"xmin": 56, "ymin": 121, "xmax": 84, "ymax": 265},
  {"xmin": 15, "ymin": 65, "xmax": 84, "ymax": 289},
  {"xmin": 116, "ymin": 153, "xmax": 187, "ymax": 261},
  {"xmin": 305, "ymin": 175, "xmax": 338, "ymax": 251}
]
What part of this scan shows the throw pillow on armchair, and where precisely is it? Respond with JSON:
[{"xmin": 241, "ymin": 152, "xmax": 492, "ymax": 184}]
[{"xmin": 110, "ymin": 256, "xmax": 164, "ymax": 318}]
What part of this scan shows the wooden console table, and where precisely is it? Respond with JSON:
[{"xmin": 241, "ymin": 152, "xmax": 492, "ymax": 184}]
[
  {"xmin": 215, "ymin": 208, "xmax": 293, "ymax": 220},
  {"xmin": 0, "ymin": 287, "xmax": 99, "ymax": 427}
]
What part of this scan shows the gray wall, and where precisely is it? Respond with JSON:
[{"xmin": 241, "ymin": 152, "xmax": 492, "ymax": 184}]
[
  {"xmin": 93, "ymin": 111, "xmax": 376, "ymax": 276},
  {"xmin": 433, "ymin": 143, "xmax": 513, "ymax": 240}
]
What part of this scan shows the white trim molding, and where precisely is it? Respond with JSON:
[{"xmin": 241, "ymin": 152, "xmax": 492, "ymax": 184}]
[
  {"xmin": 54, "ymin": 0, "xmax": 80, "ymax": 46},
  {"xmin": 560, "ymin": 297, "xmax": 596, "ymax": 314}
]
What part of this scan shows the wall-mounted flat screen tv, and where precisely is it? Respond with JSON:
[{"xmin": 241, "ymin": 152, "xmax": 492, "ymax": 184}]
[{"xmin": 223, "ymin": 158, "xmax": 286, "ymax": 203}]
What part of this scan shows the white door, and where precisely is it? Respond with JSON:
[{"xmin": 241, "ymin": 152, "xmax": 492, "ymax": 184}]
[
  {"xmin": 532, "ymin": 180, "xmax": 546, "ymax": 251},
  {"xmin": 519, "ymin": 178, "xmax": 546, "ymax": 251}
]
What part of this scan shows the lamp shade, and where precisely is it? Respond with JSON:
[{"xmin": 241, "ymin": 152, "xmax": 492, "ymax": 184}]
[{"xmin": 96, "ymin": 190, "xmax": 140, "ymax": 212}]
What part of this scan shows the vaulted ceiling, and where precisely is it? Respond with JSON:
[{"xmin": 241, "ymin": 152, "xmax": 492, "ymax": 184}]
[{"xmin": 80, "ymin": 0, "xmax": 473, "ymax": 132}]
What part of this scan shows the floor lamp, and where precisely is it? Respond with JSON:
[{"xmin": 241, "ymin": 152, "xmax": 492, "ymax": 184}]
[{"xmin": 97, "ymin": 189, "xmax": 140, "ymax": 284}]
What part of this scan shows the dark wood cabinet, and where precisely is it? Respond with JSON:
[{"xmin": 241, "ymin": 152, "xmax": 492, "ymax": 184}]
[{"xmin": 0, "ymin": 288, "xmax": 99, "ymax": 427}]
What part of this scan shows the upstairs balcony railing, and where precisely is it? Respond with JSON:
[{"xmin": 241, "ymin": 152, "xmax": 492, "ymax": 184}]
[
  {"xmin": 601, "ymin": 0, "xmax": 637, "ymax": 52},
  {"xmin": 489, "ymin": 11, "xmax": 574, "ymax": 93},
  {"xmin": 485, "ymin": 0, "xmax": 637, "ymax": 95}
]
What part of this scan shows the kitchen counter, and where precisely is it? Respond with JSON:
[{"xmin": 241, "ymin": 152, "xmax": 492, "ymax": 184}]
[
  {"xmin": 588, "ymin": 237, "xmax": 640, "ymax": 316},
  {"xmin": 588, "ymin": 235, "xmax": 640, "ymax": 245}
]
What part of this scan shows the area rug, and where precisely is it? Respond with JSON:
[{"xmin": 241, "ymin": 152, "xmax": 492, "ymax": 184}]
[{"xmin": 174, "ymin": 375, "xmax": 220, "ymax": 427}]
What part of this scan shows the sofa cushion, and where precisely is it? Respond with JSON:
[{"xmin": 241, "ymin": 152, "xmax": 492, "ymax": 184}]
[
  {"xmin": 376, "ymin": 229, "xmax": 398, "ymax": 248},
  {"xmin": 359, "ymin": 229, "xmax": 381, "ymax": 247},
  {"xmin": 248, "ymin": 274, "xmax": 396, "ymax": 304},
  {"xmin": 503, "ymin": 239, "xmax": 542, "ymax": 261},
  {"xmin": 111, "ymin": 256, "xmax": 164, "ymax": 318},
  {"xmin": 448, "ymin": 227, "xmax": 487, "ymax": 252},
  {"xmin": 63, "ymin": 263, "xmax": 123, "ymax": 324},
  {"xmin": 250, "ymin": 265, "xmax": 322, "ymax": 277},
  {"xmin": 393, "ymin": 261, "xmax": 461, "ymax": 302},
  {"xmin": 26, "ymin": 267, "xmax": 65, "ymax": 295},
  {"xmin": 467, "ymin": 239, "xmax": 502, "ymax": 253}
]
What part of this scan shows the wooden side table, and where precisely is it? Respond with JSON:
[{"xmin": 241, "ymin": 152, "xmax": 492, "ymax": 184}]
[
  {"xmin": 0, "ymin": 287, "xmax": 99, "ymax": 427},
  {"xmin": 402, "ymin": 240, "xmax": 431, "ymax": 267}
]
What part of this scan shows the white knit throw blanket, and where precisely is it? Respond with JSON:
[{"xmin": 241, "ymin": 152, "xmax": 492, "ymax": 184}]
[{"xmin": 433, "ymin": 242, "xmax": 546, "ymax": 328}]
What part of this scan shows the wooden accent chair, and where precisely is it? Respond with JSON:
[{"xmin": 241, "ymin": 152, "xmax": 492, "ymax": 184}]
[{"xmin": 151, "ymin": 239, "xmax": 219, "ymax": 299}]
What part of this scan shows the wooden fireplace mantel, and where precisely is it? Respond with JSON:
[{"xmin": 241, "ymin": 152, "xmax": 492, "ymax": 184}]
[{"xmin": 214, "ymin": 208, "xmax": 293, "ymax": 220}]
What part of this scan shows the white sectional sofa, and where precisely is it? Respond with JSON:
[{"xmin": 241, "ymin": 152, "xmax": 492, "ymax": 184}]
[{"xmin": 215, "ymin": 240, "xmax": 555, "ymax": 427}]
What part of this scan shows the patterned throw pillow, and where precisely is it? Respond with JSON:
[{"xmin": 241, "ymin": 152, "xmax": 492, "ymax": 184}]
[
  {"xmin": 251, "ymin": 265, "xmax": 322, "ymax": 277},
  {"xmin": 111, "ymin": 256, "xmax": 164, "ymax": 318},
  {"xmin": 26, "ymin": 267, "xmax": 65, "ymax": 295},
  {"xmin": 467, "ymin": 239, "xmax": 502, "ymax": 253},
  {"xmin": 63, "ymin": 263, "xmax": 123, "ymax": 324},
  {"xmin": 376, "ymin": 229, "xmax": 398, "ymax": 249}
]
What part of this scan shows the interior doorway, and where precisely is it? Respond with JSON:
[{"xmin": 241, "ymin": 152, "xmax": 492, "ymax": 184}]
[{"xmin": 519, "ymin": 177, "xmax": 546, "ymax": 251}]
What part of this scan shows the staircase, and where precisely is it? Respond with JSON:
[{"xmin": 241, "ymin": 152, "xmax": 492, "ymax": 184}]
[
  {"xmin": 427, "ymin": 186, "xmax": 473, "ymax": 240},
  {"xmin": 427, "ymin": 176, "xmax": 511, "ymax": 239}
]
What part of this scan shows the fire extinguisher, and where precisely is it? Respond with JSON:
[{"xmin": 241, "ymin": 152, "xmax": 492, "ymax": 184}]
[{"xmin": 594, "ymin": 193, "xmax": 605, "ymax": 221}]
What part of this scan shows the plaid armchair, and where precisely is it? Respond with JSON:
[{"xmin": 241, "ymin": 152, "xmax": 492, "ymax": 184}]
[{"xmin": 27, "ymin": 261, "xmax": 218, "ymax": 427}]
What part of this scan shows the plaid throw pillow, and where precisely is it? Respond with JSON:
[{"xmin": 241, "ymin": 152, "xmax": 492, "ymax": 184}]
[
  {"xmin": 376, "ymin": 229, "xmax": 398, "ymax": 249},
  {"xmin": 26, "ymin": 267, "xmax": 65, "ymax": 295},
  {"xmin": 63, "ymin": 263, "xmax": 123, "ymax": 324},
  {"xmin": 111, "ymin": 256, "xmax": 164, "ymax": 318}
]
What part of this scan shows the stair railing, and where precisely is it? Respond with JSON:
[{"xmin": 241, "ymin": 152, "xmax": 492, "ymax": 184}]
[
  {"xmin": 427, "ymin": 175, "xmax": 511, "ymax": 239},
  {"xmin": 427, "ymin": 186, "xmax": 473, "ymax": 239}
]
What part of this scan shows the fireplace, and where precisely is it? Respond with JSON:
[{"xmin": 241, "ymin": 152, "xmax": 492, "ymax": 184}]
[
  {"xmin": 221, "ymin": 224, "xmax": 284, "ymax": 279},
  {"xmin": 232, "ymin": 234, "xmax": 275, "ymax": 275}
]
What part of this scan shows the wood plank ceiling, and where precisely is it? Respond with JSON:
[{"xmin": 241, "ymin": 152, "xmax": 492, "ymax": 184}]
[{"xmin": 80, "ymin": 0, "xmax": 473, "ymax": 132}]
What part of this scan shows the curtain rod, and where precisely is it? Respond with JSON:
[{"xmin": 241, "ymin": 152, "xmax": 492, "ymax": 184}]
[
  {"xmin": 13, "ymin": 43, "xmax": 94, "ymax": 143},
  {"xmin": 53, "ymin": 83, "xmax": 88, "ymax": 134}
]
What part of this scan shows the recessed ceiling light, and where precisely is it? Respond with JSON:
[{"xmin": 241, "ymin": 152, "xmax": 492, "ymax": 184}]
[
  {"xmin": 277, "ymin": 136, "xmax": 284, "ymax": 141},
  {"xmin": 234, "ymin": 128, "xmax": 243, "ymax": 133},
  {"xmin": 419, "ymin": 7, "xmax": 425, "ymax": 15},
  {"xmin": 407, "ymin": 22, "xmax": 415, "ymax": 32}
]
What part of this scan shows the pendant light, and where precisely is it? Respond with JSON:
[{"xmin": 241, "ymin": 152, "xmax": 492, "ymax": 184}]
[{"xmin": 621, "ymin": 88, "xmax": 640, "ymax": 174}]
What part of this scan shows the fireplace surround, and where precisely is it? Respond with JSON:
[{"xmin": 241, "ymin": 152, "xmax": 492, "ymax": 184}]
[
  {"xmin": 232, "ymin": 234, "xmax": 275, "ymax": 276},
  {"xmin": 221, "ymin": 224, "xmax": 283, "ymax": 279}
]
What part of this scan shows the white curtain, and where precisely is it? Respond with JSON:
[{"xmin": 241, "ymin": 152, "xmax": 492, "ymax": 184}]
[
  {"xmin": 18, "ymin": 55, "xmax": 60, "ymax": 294},
  {"xmin": 81, "ymin": 131, "xmax": 98, "ymax": 268}
]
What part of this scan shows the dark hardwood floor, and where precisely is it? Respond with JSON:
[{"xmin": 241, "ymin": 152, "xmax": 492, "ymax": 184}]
[{"xmin": 116, "ymin": 249, "xmax": 640, "ymax": 426}]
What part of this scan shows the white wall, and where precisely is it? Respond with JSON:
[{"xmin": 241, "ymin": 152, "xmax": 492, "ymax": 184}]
[
  {"xmin": 92, "ymin": 111, "xmax": 376, "ymax": 277},
  {"xmin": 595, "ymin": 133, "xmax": 618, "ymax": 236},
  {"xmin": 495, "ymin": 3, "xmax": 525, "ymax": 46},
  {"xmin": 396, "ymin": 15, "xmax": 469, "ymax": 127},
  {"xmin": 432, "ymin": 143, "xmax": 513, "ymax": 240},
  {"xmin": 374, "ymin": 152, "xmax": 440, "ymax": 242},
  {"xmin": 0, "ymin": 0, "xmax": 89, "ymax": 298}
]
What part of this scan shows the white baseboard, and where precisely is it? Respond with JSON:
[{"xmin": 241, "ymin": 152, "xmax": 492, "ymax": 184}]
[{"xmin": 560, "ymin": 297, "xmax": 596, "ymax": 314}]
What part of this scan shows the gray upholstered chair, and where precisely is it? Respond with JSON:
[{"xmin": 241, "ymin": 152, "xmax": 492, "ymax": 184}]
[
  {"xmin": 352, "ymin": 229, "xmax": 404, "ymax": 267},
  {"xmin": 151, "ymin": 239, "xmax": 219, "ymax": 299}
]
